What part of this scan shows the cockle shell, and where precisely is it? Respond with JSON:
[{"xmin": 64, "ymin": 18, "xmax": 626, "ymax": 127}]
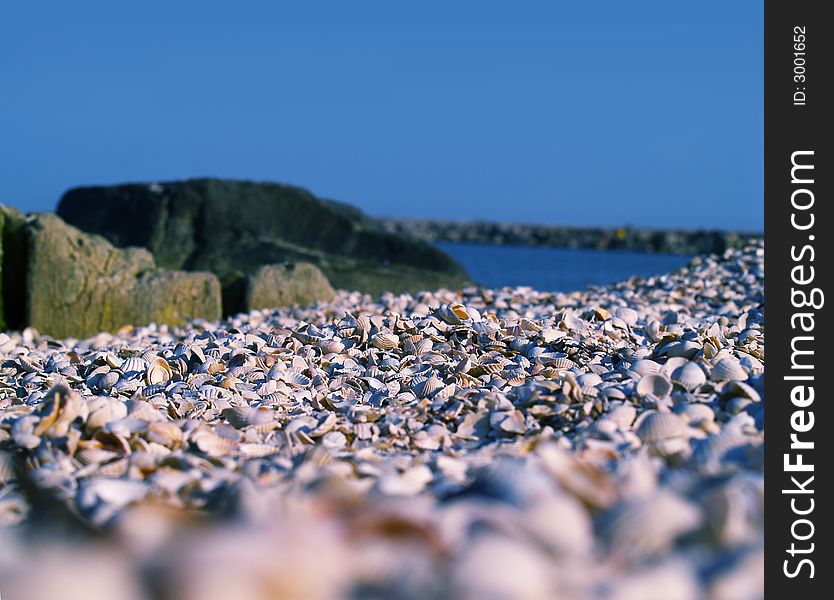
[
  {"xmin": 711, "ymin": 357, "xmax": 748, "ymax": 382},
  {"xmin": 636, "ymin": 374, "xmax": 673, "ymax": 398},
  {"xmin": 598, "ymin": 493, "xmax": 703, "ymax": 559},
  {"xmin": 671, "ymin": 362, "xmax": 707, "ymax": 391},
  {"xmin": 370, "ymin": 332, "xmax": 400, "ymax": 350},
  {"xmin": 635, "ymin": 412, "xmax": 691, "ymax": 443},
  {"xmin": 145, "ymin": 357, "xmax": 173, "ymax": 385}
]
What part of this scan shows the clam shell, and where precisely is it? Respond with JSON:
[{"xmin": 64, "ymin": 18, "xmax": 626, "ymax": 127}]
[
  {"xmin": 671, "ymin": 362, "xmax": 707, "ymax": 391},
  {"xmin": 370, "ymin": 332, "xmax": 400, "ymax": 350},
  {"xmin": 606, "ymin": 403, "xmax": 637, "ymax": 427},
  {"xmin": 635, "ymin": 411, "xmax": 690, "ymax": 443},
  {"xmin": 630, "ymin": 359, "xmax": 662, "ymax": 376},
  {"xmin": 598, "ymin": 493, "xmax": 702, "ymax": 559},
  {"xmin": 636, "ymin": 374, "xmax": 673, "ymax": 398},
  {"xmin": 673, "ymin": 403, "xmax": 715, "ymax": 425},
  {"xmin": 145, "ymin": 357, "xmax": 173, "ymax": 385},
  {"xmin": 411, "ymin": 375, "xmax": 444, "ymax": 398},
  {"xmin": 120, "ymin": 356, "xmax": 148, "ymax": 375},
  {"xmin": 711, "ymin": 357, "xmax": 748, "ymax": 382},
  {"xmin": 284, "ymin": 371, "xmax": 312, "ymax": 387}
]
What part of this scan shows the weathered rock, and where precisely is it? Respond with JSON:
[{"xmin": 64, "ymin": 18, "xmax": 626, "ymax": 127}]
[
  {"xmin": 24, "ymin": 213, "xmax": 221, "ymax": 338},
  {"xmin": 56, "ymin": 179, "xmax": 472, "ymax": 311},
  {"xmin": 245, "ymin": 262, "xmax": 336, "ymax": 312},
  {"xmin": 1, "ymin": 204, "xmax": 29, "ymax": 331}
]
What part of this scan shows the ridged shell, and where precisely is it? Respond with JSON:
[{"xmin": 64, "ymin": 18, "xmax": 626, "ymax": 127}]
[
  {"xmin": 710, "ymin": 357, "xmax": 748, "ymax": 382},
  {"xmin": 98, "ymin": 371, "xmax": 120, "ymax": 391},
  {"xmin": 239, "ymin": 443, "xmax": 280, "ymax": 458},
  {"xmin": 193, "ymin": 430, "xmax": 236, "ymax": 457},
  {"xmin": 121, "ymin": 356, "xmax": 148, "ymax": 374},
  {"xmin": 598, "ymin": 493, "xmax": 702, "ymax": 559},
  {"xmin": 635, "ymin": 411, "xmax": 690, "ymax": 443},
  {"xmin": 673, "ymin": 403, "xmax": 715, "ymax": 425},
  {"xmin": 411, "ymin": 375, "xmax": 444, "ymax": 398},
  {"xmin": 630, "ymin": 359, "xmax": 662, "ymax": 376},
  {"xmin": 606, "ymin": 403, "xmax": 637, "ymax": 427},
  {"xmin": 284, "ymin": 371, "xmax": 312, "ymax": 387},
  {"xmin": 370, "ymin": 332, "xmax": 400, "ymax": 350},
  {"xmin": 671, "ymin": 362, "xmax": 707, "ymax": 391},
  {"xmin": 636, "ymin": 373, "xmax": 673, "ymax": 398}
]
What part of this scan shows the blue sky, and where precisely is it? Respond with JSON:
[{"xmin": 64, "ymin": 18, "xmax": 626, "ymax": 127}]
[{"xmin": 1, "ymin": 1, "xmax": 762, "ymax": 230}]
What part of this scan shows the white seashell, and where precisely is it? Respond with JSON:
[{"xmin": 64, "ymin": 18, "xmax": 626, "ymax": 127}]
[
  {"xmin": 711, "ymin": 357, "xmax": 748, "ymax": 382},
  {"xmin": 671, "ymin": 362, "xmax": 707, "ymax": 391},
  {"xmin": 606, "ymin": 402, "xmax": 637, "ymax": 427},
  {"xmin": 284, "ymin": 370, "xmax": 312, "ymax": 387},
  {"xmin": 636, "ymin": 373, "xmax": 673, "ymax": 398},
  {"xmin": 120, "ymin": 356, "xmax": 148, "ymax": 374},
  {"xmin": 576, "ymin": 372, "xmax": 602, "ymax": 388},
  {"xmin": 630, "ymin": 359, "xmax": 662, "ymax": 376},
  {"xmin": 614, "ymin": 307, "xmax": 639, "ymax": 326},
  {"xmin": 663, "ymin": 340, "xmax": 701, "ymax": 359},
  {"xmin": 411, "ymin": 375, "xmax": 444, "ymax": 398},
  {"xmin": 598, "ymin": 493, "xmax": 702, "ymax": 559},
  {"xmin": 635, "ymin": 411, "xmax": 691, "ymax": 443},
  {"xmin": 370, "ymin": 331, "xmax": 400, "ymax": 350},
  {"xmin": 673, "ymin": 403, "xmax": 715, "ymax": 425},
  {"xmin": 378, "ymin": 465, "xmax": 433, "ymax": 496}
]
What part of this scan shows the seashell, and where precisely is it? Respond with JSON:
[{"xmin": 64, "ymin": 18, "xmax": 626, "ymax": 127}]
[
  {"xmin": 284, "ymin": 370, "xmax": 312, "ymax": 387},
  {"xmin": 636, "ymin": 373, "xmax": 673, "ymax": 398},
  {"xmin": 411, "ymin": 375, "xmax": 444, "ymax": 398},
  {"xmin": 630, "ymin": 359, "xmax": 662, "ymax": 376},
  {"xmin": 576, "ymin": 372, "xmax": 602, "ymax": 388},
  {"xmin": 146, "ymin": 421, "xmax": 184, "ymax": 448},
  {"xmin": 321, "ymin": 431, "xmax": 347, "ymax": 449},
  {"xmin": 437, "ymin": 303, "xmax": 470, "ymax": 325},
  {"xmin": 479, "ymin": 359, "xmax": 505, "ymax": 375},
  {"xmin": 673, "ymin": 403, "xmax": 715, "ymax": 425},
  {"xmin": 98, "ymin": 370, "xmax": 120, "ymax": 391},
  {"xmin": 614, "ymin": 307, "xmax": 639, "ymax": 326},
  {"xmin": 0, "ymin": 491, "xmax": 28, "ymax": 526},
  {"xmin": 192, "ymin": 429, "xmax": 237, "ymax": 457},
  {"xmin": 635, "ymin": 411, "xmax": 691, "ymax": 443},
  {"xmin": 504, "ymin": 368, "xmax": 527, "ymax": 386},
  {"xmin": 606, "ymin": 403, "xmax": 637, "ymax": 427},
  {"xmin": 316, "ymin": 338, "xmax": 345, "ymax": 354},
  {"xmin": 549, "ymin": 357, "xmax": 578, "ymax": 371},
  {"xmin": 0, "ymin": 452, "xmax": 16, "ymax": 484},
  {"xmin": 86, "ymin": 397, "xmax": 128, "ymax": 431},
  {"xmin": 145, "ymin": 357, "xmax": 173, "ymax": 385},
  {"xmin": 721, "ymin": 380, "xmax": 761, "ymax": 403},
  {"xmin": 120, "ymin": 356, "xmax": 147, "ymax": 375},
  {"xmin": 711, "ymin": 357, "xmax": 748, "ymax": 382},
  {"xmin": 671, "ymin": 362, "xmax": 707, "ymax": 391},
  {"xmin": 663, "ymin": 340, "xmax": 701, "ymax": 359},
  {"xmin": 598, "ymin": 493, "xmax": 702, "ymax": 559},
  {"xmin": 645, "ymin": 320, "xmax": 664, "ymax": 342},
  {"xmin": 239, "ymin": 443, "xmax": 280, "ymax": 458},
  {"xmin": 378, "ymin": 465, "xmax": 433, "ymax": 496},
  {"xmin": 370, "ymin": 331, "xmax": 400, "ymax": 350},
  {"xmin": 738, "ymin": 353, "xmax": 764, "ymax": 375}
]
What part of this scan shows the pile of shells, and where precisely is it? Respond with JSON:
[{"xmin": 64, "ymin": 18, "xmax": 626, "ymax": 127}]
[{"xmin": 0, "ymin": 243, "xmax": 764, "ymax": 599}]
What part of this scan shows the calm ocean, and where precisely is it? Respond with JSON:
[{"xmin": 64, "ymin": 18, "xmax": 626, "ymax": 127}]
[{"xmin": 435, "ymin": 242, "xmax": 693, "ymax": 292}]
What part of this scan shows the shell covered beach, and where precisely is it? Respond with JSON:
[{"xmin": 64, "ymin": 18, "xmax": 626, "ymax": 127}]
[{"xmin": 0, "ymin": 243, "xmax": 764, "ymax": 600}]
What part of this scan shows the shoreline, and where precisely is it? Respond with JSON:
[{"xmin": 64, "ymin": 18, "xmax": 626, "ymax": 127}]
[{"xmin": 377, "ymin": 217, "xmax": 762, "ymax": 256}]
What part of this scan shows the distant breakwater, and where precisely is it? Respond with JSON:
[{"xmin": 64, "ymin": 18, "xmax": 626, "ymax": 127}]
[{"xmin": 375, "ymin": 219, "xmax": 763, "ymax": 255}]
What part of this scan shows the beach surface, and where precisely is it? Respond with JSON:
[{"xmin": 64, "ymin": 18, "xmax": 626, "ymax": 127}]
[{"xmin": 0, "ymin": 243, "xmax": 764, "ymax": 599}]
